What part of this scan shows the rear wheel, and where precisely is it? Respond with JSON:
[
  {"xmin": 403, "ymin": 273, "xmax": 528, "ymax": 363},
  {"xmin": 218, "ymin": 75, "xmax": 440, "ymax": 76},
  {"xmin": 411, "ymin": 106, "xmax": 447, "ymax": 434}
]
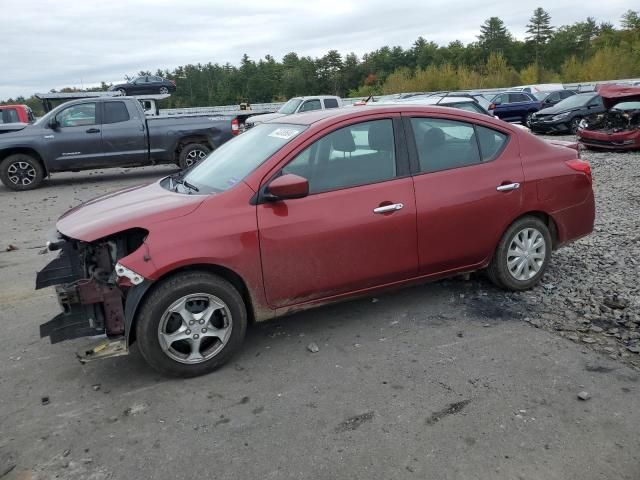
[
  {"xmin": 487, "ymin": 216, "xmax": 551, "ymax": 291},
  {"xmin": 135, "ymin": 272, "xmax": 247, "ymax": 377},
  {"xmin": 159, "ymin": 86, "xmax": 169, "ymax": 94},
  {"xmin": 0, "ymin": 153, "xmax": 44, "ymax": 191},
  {"xmin": 178, "ymin": 143, "xmax": 211, "ymax": 169}
]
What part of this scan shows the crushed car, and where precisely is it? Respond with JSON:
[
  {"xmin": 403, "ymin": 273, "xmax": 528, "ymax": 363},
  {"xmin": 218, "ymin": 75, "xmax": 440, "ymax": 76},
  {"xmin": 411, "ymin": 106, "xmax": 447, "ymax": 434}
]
[{"xmin": 577, "ymin": 84, "xmax": 640, "ymax": 150}]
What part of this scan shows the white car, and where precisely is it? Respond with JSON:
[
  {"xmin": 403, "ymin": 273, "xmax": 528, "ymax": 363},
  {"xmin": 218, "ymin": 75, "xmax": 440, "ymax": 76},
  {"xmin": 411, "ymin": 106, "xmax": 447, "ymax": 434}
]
[{"xmin": 245, "ymin": 96, "xmax": 342, "ymax": 128}]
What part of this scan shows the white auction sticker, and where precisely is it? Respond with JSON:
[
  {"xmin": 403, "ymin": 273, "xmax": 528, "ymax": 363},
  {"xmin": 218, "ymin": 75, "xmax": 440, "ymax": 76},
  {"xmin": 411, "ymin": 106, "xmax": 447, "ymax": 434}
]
[{"xmin": 268, "ymin": 128, "xmax": 300, "ymax": 139}]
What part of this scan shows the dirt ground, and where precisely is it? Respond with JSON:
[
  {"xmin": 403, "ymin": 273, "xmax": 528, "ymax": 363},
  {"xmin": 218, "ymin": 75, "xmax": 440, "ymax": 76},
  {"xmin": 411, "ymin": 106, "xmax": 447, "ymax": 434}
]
[{"xmin": 1, "ymin": 143, "xmax": 639, "ymax": 480}]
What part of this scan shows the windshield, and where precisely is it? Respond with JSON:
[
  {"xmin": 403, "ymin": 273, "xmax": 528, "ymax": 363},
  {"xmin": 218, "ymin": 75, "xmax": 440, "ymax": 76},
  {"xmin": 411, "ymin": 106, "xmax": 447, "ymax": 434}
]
[
  {"xmin": 554, "ymin": 94, "xmax": 595, "ymax": 109},
  {"xmin": 182, "ymin": 123, "xmax": 307, "ymax": 193},
  {"xmin": 613, "ymin": 101, "xmax": 640, "ymax": 110},
  {"xmin": 534, "ymin": 92, "xmax": 550, "ymax": 100},
  {"xmin": 278, "ymin": 98, "xmax": 302, "ymax": 114}
]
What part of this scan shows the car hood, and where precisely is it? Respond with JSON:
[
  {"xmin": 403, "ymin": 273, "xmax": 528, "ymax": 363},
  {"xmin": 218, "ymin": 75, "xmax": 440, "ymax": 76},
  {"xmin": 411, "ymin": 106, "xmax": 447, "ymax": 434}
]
[
  {"xmin": 535, "ymin": 104, "xmax": 583, "ymax": 116},
  {"xmin": 57, "ymin": 180, "xmax": 205, "ymax": 242},
  {"xmin": 597, "ymin": 84, "xmax": 640, "ymax": 109},
  {"xmin": 248, "ymin": 112, "xmax": 286, "ymax": 124},
  {"xmin": 0, "ymin": 122, "xmax": 28, "ymax": 133}
]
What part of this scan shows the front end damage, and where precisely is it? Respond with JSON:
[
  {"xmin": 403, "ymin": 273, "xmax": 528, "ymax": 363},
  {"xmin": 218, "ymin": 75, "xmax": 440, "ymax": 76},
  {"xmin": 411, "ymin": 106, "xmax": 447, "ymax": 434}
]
[{"xmin": 36, "ymin": 229, "xmax": 148, "ymax": 358}]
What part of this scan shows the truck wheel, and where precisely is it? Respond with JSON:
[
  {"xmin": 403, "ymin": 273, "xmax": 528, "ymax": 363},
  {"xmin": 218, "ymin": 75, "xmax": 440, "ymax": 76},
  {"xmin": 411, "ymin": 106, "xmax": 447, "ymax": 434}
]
[
  {"xmin": 178, "ymin": 143, "xmax": 211, "ymax": 169},
  {"xmin": 0, "ymin": 153, "xmax": 44, "ymax": 191},
  {"xmin": 487, "ymin": 216, "xmax": 551, "ymax": 291},
  {"xmin": 135, "ymin": 271, "xmax": 247, "ymax": 377}
]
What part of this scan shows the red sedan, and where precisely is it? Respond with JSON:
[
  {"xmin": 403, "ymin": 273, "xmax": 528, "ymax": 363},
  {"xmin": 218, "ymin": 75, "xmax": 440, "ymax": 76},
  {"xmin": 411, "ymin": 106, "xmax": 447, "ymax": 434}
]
[
  {"xmin": 37, "ymin": 106, "xmax": 595, "ymax": 376},
  {"xmin": 577, "ymin": 84, "xmax": 640, "ymax": 150}
]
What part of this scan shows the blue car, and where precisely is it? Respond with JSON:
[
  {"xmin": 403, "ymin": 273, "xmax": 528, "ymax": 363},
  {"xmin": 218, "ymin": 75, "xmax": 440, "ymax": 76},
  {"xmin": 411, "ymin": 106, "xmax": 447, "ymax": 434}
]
[{"xmin": 488, "ymin": 91, "xmax": 542, "ymax": 124}]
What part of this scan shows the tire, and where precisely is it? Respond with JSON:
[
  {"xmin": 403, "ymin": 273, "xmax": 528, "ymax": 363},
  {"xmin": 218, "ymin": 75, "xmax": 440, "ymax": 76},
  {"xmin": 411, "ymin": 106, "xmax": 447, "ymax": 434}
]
[
  {"xmin": 0, "ymin": 153, "xmax": 45, "ymax": 191},
  {"xmin": 524, "ymin": 112, "xmax": 534, "ymax": 127},
  {"xmin": 487, "ymin": 216, "xmax": 552, "ymax": 291},
  {"xmin": 569, "ymin": 117, "xmax": 581, "ymax": 134},
  {"xmin": 135, "ymin": 271, "xmax": 247, "ymax": 377},
  {"xmin": 178, "ymin": 143, "xmax": 211, "ymax": 169},
  {"xmin": 116, "ymin": 88, "xmax": 127, "ymax": 96},
  {"xmin": 159, "ymin": 86, "xmax": 169, "ymax": 95}
]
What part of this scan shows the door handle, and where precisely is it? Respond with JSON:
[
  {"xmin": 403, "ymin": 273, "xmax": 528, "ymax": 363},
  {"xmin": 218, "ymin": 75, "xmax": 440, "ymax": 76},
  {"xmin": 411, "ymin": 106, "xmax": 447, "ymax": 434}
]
[
  {"xmin": 86, "ymin": 128, "xmax": 100, "ymax": 133},
  {"xmin": 373, "ymin": 203, "xmax": 404, "ymax": 214},
  {"xmin": 496, "ymin": 182, "xmax": 520, "ymax": 192}
]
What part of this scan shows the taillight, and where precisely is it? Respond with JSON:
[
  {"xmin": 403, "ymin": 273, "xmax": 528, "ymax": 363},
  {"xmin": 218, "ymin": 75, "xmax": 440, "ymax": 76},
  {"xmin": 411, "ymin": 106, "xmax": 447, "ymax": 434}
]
[
  {"xmin": 170, "ymin": 80, "xmax": 176, "ymax": 86},
  {"xmin": 231, "ymin": 118, "xmax": 240, "ymax": 135},
  {"xmin": 489, "ymin": 103, "xmax": 496, "ymax": 110},
  {"xmin": 566, "ymin": 159, "xmax": 592, "ymax": 183}
]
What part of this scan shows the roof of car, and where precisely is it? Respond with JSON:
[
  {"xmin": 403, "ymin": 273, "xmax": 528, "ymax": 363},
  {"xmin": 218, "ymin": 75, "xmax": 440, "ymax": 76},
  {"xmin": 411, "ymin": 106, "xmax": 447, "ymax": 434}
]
[{"xmin": 269, "ymin": 104, "xmax": 514, "ymax": 130}]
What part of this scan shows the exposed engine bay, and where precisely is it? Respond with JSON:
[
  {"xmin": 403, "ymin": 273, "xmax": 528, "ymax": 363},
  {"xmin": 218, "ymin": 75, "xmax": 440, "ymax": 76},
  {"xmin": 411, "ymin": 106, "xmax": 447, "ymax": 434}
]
[
  {"xmin": 581, "ymin": 102, "xmax": 640, "ymax": 133},
  {"xmin": 36, "ymin": 229, "xmax": 147, "ymax": 344}
]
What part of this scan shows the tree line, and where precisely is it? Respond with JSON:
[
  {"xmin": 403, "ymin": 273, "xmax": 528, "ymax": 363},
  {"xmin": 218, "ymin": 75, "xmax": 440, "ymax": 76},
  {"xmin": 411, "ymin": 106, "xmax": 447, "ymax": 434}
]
[{"xmin": 4, "ymin": 9, "xmax": 640, "ymax": 115}]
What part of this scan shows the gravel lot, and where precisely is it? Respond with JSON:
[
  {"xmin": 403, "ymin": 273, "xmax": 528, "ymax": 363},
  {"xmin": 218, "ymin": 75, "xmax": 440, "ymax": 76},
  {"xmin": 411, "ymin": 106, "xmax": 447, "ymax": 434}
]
[{"xmin": 0, "ymin": 138, "xmax": 639, "ymax": 479}]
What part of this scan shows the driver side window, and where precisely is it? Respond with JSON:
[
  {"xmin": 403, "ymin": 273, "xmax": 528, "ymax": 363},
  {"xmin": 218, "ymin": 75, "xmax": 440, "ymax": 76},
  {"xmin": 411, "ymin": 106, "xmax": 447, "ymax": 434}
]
[
  {"xmin": 282, "ymin": 119, "xmax": 397, "ymax": 194},
  {"xmin": 57, "ymin": 103, "xmax": 97, "ymax": 127},
  {"xmin": 298, "ymin": 99, "xmax": 322, "ymax": 113}
]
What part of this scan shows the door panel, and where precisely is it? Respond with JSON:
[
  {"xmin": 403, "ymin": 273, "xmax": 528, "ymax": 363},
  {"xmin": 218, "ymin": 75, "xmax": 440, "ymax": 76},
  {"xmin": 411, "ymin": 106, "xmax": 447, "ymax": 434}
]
[
  {"xmin": 258, "ymin": 178, "xmax": 418, "ymax": 308},
  {"xmin": 46, "ymin": 102, "xmax": 105, "ymax": 170},
  {"xmin": 100, "ymin": 101, "xmax": 148, "ymax": 166},
  {"xmin": 405, "ymin": 116, "xmax": 524, "ymax": 275}
]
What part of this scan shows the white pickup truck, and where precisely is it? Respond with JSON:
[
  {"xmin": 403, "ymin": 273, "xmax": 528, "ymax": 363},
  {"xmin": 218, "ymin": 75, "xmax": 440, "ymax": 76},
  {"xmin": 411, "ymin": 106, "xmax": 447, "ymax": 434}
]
[{"xmin": 244, "ymin": 95, "xmax": 342, "ymax": 128}]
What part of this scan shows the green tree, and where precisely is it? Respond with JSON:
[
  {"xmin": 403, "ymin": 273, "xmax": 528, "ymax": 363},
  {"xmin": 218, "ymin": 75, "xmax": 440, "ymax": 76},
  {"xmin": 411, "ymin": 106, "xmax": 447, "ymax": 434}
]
[
  {"xmin": 621, "ymin": 10, "xmax": 640, "ymax": 30},
  {"xmin": 478, "ymin": 17, "xmax": 512, "ymax": 57},
  {"xmin": 526, "ymin": 7, "xmax": 554, "ymax": 73}
]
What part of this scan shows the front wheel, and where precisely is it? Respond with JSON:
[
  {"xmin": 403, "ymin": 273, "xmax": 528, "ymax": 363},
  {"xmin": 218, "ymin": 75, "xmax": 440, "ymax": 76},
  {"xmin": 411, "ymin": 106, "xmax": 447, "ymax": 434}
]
[
  {"xmin": 178, "ymin": 143, "xmax": 211, "ymax": 169},
  {"xmin": 487, "ymin": 216, "xmax": 551, "ymax": 291},
  {"xmin": 0, "ymin": 153, "xmax": 44, "ymax": 191},
  {"xmin": 135, "ymin": 272, "xmax": 247, "ymax": 377},
  {"xmin": 524, "ymin": 112, "xmax": 534, "ymax": 127}
]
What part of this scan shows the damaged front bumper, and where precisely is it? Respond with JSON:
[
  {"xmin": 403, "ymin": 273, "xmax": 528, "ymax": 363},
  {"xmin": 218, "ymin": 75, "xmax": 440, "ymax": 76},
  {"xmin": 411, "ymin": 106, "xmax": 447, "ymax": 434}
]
[{"xmin": 36, "ymin": 238, "xmax": 126, "ymax": 344}]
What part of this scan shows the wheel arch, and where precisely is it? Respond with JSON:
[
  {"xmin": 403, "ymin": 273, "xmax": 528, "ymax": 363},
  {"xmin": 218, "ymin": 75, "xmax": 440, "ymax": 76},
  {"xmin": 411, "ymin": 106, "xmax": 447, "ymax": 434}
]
[
  {"xmin": 0, "ymin": 147, "xmax": 49, "ymax": 176},
  {"xmin": 174, "ymin": 136, "xmax": 214, "ymax": 162},
  {"xmin": 125, "ymin": 263, "xmax": 256, "ymax": 345},
  {"xmin": 507, "ymin": 210, "xmax": 559, "ymax": 249}
]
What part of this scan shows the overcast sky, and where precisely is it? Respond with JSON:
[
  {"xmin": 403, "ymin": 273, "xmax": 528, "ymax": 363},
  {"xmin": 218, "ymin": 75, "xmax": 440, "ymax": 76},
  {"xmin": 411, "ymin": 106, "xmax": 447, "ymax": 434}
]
[{"xmin": 0, "ymin": 0, "xmax": 636, "ymax": 99}]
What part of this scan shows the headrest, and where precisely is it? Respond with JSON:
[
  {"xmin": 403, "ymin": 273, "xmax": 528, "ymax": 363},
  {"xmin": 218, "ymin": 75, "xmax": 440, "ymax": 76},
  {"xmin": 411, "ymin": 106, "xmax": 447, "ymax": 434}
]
[
  {"xmin": 422, "ymin": 127, "xmax": 445, "ymax": 148},
  {"xmin": 368, "ymin": 122, "xmax": 394, "ymax": 151},
  {"xmin": 331, "ymin": 128, "xmax": 356, "ymax": 153}
]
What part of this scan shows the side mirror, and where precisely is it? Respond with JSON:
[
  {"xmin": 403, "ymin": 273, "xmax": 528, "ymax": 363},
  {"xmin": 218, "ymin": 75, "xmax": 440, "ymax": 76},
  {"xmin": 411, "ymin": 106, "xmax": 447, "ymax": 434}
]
[
  {"xmin": 48, "ymin": 118, "xmax": 60, "ymax": 129},
  {"xmin": 266, "ymin": 174, "xmax": 309, "ymax": 200}
]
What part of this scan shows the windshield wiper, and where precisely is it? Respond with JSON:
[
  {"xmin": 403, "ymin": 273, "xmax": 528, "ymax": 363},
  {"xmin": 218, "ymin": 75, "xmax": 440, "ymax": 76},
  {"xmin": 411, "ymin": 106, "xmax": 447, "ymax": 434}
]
[{"xmin": 170, "ymin": 174, "xmax": 199, "ymax": 193}]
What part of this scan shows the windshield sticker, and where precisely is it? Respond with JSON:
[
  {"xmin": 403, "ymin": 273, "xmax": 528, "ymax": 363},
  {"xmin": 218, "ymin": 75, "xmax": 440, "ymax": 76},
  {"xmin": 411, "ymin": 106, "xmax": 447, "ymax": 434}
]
[{"xmin": 268, "ymin": 128, "xmax": 300, "ymax": 140}]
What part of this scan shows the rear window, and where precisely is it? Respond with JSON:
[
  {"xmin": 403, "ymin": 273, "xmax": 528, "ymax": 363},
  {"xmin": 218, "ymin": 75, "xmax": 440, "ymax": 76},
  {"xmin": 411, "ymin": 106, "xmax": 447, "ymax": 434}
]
[
  {"xmin": 1, "ymin": 109, "xmax": 19, "ymax": 123},
  {"xmin": 103, "ymin": 102, "xmax": 130, "ymax": 124},
  {"xmin": 323, "ymin": 98, "xmax": 339, "ymax": 109},
  {"xmin": 476, "ymin": 126, "xmax": 508, "ymax": 161}
]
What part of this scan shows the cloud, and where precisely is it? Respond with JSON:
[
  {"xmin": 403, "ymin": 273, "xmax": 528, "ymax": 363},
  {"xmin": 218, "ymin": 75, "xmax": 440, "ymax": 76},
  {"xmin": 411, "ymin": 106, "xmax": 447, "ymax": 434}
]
[{"xmin": 0, "ymin": 0, "xmax": 634, "ymax": 99}]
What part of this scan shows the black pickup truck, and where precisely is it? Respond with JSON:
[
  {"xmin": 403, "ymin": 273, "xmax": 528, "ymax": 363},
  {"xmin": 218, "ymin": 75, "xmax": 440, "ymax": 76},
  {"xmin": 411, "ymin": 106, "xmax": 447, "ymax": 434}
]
[{"xmin": 0, "ymin": 97, "xmax": 239, "ymax": 190}]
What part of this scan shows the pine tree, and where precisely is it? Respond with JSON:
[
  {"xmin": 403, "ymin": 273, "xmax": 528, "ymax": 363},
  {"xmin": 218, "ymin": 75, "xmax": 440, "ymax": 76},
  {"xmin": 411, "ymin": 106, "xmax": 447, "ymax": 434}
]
[
  {"xmin": 478, "ymin": 17, "xmax": 512, "ymax": 56},
  {"xmin": 526, "ymin": 8, "xmax": 554, "ymax": 79}
]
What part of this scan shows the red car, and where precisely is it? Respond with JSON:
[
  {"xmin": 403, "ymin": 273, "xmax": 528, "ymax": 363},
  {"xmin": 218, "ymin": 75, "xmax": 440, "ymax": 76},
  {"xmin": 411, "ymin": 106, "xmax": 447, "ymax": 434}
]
[
  {"xmin": 577, "ymin": 84, "xmax": 640, "ymax": 150},
  {"xmin": 37, "ymin": 106, "xmax": 595, "ymax": 376},
  {"xmin": 0, "ymin": 104, "xmax": 35, "ymax": 124}
]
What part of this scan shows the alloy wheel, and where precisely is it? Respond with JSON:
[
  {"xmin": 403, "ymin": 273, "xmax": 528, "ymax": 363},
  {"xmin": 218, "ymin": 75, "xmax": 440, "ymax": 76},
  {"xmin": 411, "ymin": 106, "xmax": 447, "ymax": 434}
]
[
  {"xmin": 159, "ymin": 87, "xmax": 169, "ymax": 94},
  {"xmin": 157, "ymin": 293, "xmax": 233, "ymax": 364},
  {"xmin": 7, "ymin": 161, "xmax": 36, "ymax": 187},
  {"xmin": 506, "ymin": 227, "xmax": 546, "ymax": 281},
  {"xmin": 184, "ymin": 149, "xmax": 208, "ymax": 167}
]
